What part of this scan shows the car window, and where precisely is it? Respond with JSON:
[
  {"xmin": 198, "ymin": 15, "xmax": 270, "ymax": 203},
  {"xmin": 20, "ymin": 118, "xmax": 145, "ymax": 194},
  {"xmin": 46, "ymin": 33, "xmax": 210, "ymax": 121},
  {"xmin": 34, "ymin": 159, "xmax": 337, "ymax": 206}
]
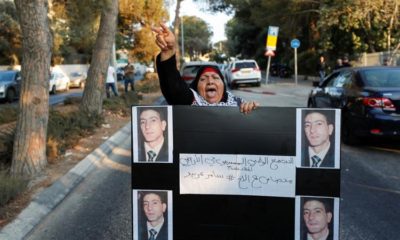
[
  {"xmin": 323, "ymin": 72, "xmax": 341, "ymax": 87},
  {"xmin": 362, "ymin": 69, "xmax": 400, "ymax": 87},
  {"xmin": 334, "ymin": 71, "xmax": 352, "ymax": 87},
  {"xmin": 386, "ymin": 70, "xmax": 400, "ymax": 87},
  {"xmin": 182, "ymin": 66, "xmax": 200, "ymax": 77},
  {"xmin": 235, "ymin": 62, "xmax": 256, "ymax": 69},
  {"xmin": 0, "ymin": 72, "xmax": 15, "ymax": 82}
]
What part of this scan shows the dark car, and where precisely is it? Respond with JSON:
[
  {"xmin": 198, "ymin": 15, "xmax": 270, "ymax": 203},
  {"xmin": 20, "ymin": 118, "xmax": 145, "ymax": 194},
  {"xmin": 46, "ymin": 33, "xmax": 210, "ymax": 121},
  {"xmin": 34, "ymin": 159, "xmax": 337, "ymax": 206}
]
[
  {"xmin": 0, "ymin": 70, "xmax": 21, "ymax": 102},
  {"xmin": 270, "ymin": 63, "xmax": 292, "ymax": 78},
  {"xmin": 307, "ymin": 66, "xmax": 400, "ymax": 144}
]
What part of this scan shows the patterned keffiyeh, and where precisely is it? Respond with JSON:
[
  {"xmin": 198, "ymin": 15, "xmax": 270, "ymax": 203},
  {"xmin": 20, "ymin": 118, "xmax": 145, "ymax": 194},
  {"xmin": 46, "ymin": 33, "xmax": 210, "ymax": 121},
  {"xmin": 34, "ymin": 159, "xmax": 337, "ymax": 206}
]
[{"xmin": 190, "ymin": 89, "xmax": 243, "ymax": 106}]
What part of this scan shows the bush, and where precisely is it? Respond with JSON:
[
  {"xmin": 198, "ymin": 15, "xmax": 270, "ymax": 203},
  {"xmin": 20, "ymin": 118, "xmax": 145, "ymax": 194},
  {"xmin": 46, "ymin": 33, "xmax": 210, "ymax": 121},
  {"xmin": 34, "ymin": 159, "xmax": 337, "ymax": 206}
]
[
  {"xmin": 135, "ymin": 72, "xmax": 160, "ymax": 93},
  {"xmin": 46, "ymin": 109, "xmax": 104, "ymax": 160},
  {"xmin": 0, "ymin": 130, "xmax": 15, "ymax": 166},
  {"xmin": 0, "ymin": 106, "xmax": 18, "ymax": 125},
  {"xmin": 0, "ymin": 170, "xmax": 28, "ymax": 208},
  {"xmin": 103, "ymin": 91, "xmax": 140, "ymax": 116}
]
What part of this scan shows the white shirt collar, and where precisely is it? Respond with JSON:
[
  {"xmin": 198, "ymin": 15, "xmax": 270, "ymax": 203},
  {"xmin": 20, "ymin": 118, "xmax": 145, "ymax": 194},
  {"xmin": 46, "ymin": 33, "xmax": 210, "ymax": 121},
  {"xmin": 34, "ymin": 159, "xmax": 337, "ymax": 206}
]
[
  {"xmin": 308, "ymin": 142, "xmax": 330, "ymax": 167},
  {"xmin": 144, "ymin": 138, "xmax": 164, "ymax": 161},
  {"xmin": 147, "ymin": 217, "xmax": 164, "ymax": 239}
]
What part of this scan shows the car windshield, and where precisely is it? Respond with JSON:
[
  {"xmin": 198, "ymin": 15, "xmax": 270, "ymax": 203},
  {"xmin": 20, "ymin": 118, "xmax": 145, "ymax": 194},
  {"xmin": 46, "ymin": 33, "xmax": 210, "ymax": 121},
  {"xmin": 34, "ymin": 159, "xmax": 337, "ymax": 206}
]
[
  {"xmin": 0, "ymin": 72, "xmax": 15, "ymax": 82},
  {"xmin": 362, "ymin": 69, "xmax": 400, "ymax": 87},
  {"xmin": 236, "ymin": 62, "xmax": 256, "ymax": 69}
]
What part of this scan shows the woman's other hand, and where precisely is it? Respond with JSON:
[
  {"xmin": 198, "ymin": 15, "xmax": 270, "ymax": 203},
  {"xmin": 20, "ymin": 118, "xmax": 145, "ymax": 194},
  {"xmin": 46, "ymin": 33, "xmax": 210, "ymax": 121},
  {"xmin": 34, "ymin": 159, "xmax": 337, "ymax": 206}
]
[
  {"xmin": 152, "ymin": 22, "xmax": 176, "ymax": 61},
  {"xmin": 240, "ymin": 101, "xmax": 260, "ymax": 114}
]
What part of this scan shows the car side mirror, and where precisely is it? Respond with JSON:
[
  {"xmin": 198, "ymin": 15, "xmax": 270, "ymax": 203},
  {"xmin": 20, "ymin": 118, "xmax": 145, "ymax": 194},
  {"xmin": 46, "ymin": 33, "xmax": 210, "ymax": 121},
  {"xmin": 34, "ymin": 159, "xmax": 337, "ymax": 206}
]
[{"xmin": 312, "ymin": 81, "xmax": 320, "ymax": 87}]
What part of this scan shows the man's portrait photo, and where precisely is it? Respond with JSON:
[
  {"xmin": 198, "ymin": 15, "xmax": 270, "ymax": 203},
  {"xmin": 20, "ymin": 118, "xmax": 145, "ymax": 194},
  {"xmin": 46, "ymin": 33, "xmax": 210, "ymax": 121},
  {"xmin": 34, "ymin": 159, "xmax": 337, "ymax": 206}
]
[
  {"xmin": 133, "ymin": 190, "xmax": 172, "ymax": 240},
  {"xmin": 297, "ymin": 109, "xmax": 340, "ymax": 168},
  {"xmin": 132, "ymin": 106, "xmax": 173, "ymax": 163},
  {"xmin": 295, "ymin": 196, "xmax": 339, "ymax": 240}
]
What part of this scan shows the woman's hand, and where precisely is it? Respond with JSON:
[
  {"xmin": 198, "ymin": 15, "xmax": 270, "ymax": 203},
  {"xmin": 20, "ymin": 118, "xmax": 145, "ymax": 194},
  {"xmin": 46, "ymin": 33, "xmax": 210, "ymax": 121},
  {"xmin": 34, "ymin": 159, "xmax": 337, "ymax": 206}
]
[
  {"xmin": 152, "ymin": 22, "xmax": 176, "ymax": 61},
  {"xmin": 240, "ymin": 101, "xmax": 260, "ymax": 114}
]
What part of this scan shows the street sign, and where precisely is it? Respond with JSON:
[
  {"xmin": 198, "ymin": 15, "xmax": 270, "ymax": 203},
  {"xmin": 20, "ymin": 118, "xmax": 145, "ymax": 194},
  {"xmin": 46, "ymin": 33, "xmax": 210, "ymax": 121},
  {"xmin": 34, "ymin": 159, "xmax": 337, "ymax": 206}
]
[
  {"xmin": 266, "ymin": 26, "xmax": 279, "ymax": 51},
  {"xmin": 290, "ymin": 39, "xmax": 300, "ymax": 49},
  {"xmin": 265, "ymin": 50, "xmax": 275, "ymax": 57}
]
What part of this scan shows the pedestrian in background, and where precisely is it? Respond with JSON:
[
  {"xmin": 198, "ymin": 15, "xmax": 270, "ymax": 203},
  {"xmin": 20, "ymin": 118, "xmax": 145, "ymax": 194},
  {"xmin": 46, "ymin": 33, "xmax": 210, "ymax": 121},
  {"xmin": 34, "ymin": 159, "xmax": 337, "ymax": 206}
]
[
  {"xmin": 342, "ymin": 56, "xmax": 352, "ymax": 67},
  {"xmin": 106, "ymin": 65, "xmax": 118, "ymax": 98},
  {"xmin": 316, "ymin": 55, "xmax": 327, "ymax": 83},
  {"xmin": 124, "ymin": 62, "xmax": 135, "ymax": 92},
  {"xmin": 333, "ymin": 58, "xmax": 343, "ymax": 70}
]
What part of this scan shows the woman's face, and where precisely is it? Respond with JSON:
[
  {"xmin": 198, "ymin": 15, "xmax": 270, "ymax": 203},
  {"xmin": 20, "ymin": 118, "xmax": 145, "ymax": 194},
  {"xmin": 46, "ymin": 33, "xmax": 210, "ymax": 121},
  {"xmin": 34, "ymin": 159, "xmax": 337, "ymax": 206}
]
[{"xmin": 197, "ymin": 71, "xmax": 224, "ymax": 104}]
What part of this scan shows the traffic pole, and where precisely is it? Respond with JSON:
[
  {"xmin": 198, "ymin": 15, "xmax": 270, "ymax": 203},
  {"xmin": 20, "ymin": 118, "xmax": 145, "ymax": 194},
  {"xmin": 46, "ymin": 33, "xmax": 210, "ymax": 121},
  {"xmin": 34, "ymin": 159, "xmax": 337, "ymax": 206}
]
[
  {"xmin": 294, "ymin": 48, "xmax": 298, "ymax": 85},
  {"xmin": 266, "ymin": 56, "xmax": 271, "ymax": 84}
]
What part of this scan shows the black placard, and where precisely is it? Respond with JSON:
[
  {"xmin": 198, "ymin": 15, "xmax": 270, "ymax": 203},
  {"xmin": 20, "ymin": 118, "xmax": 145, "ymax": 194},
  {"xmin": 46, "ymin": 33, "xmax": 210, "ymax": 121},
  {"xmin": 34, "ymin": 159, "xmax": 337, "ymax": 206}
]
[{"xmin": 132, "ymin": 106, "xmax": 340, "ymax": 240}]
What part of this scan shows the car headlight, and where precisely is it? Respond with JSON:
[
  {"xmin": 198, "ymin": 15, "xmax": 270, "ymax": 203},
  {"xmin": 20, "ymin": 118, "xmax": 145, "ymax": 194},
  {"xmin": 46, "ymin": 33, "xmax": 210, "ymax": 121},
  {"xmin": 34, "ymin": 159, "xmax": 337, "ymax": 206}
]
[{"xmin": 0, "ymin": 84, "xmax": 5, "ymax": 93}]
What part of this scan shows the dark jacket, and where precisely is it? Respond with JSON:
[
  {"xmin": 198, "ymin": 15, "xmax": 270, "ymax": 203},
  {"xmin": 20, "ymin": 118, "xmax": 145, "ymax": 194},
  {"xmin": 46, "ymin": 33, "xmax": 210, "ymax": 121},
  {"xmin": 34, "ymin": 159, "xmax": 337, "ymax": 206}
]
[
  {"xmin": 302, "ymin": 143, "xmax": 335, "ymax": 168},
  {"xmin": 139, "ymin": 221, "xmax": 168, "ymax": 240},
  {"xmin": 138, "ymin": 137, "xmax": 169, "ymax": 162}
]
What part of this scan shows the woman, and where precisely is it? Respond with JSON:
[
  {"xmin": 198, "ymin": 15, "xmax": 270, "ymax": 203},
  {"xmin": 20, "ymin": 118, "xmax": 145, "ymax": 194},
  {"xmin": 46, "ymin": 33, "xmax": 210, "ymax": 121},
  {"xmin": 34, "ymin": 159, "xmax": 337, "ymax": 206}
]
[{"xmin": 153, "ymin": 23, "xmax": 259, "ymax": 114}]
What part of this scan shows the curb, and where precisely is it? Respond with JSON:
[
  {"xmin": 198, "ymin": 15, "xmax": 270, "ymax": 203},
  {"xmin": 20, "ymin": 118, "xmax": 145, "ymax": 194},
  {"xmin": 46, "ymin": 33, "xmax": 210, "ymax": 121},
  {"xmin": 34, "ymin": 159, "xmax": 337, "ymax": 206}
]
[{"xmin": 0, "ymin": 122, "xmax": 132, "ymax": 240}]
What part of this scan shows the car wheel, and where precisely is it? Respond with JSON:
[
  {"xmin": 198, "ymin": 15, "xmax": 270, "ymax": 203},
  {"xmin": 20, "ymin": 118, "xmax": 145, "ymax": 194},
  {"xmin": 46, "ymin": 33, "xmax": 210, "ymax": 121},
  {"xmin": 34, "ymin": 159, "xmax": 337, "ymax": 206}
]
[
  {"xmin": 51, "ymin": 85, "xmax": 56, "ymax": 94},
  {"xmin": 5, "ymin": 88, "xmax": 15, "ymax": 103},
  {"xmin": 230, "ymin": 82, "xmax": 236, "ymax": 89},
  {"xmin": 255, "ymin": 82, "xmax": 261, "ymax": 87}
]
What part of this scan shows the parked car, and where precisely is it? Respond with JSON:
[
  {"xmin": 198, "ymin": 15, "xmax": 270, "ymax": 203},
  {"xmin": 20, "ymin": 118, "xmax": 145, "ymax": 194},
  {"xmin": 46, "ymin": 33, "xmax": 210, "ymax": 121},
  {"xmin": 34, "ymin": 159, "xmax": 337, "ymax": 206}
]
[
  {"xmin": 69, "ymin": 72, "xmax": 86, "ymax": 89},
  {"xmin": 0, "ymin": 70, "xmax": 21, "ymax": 102},
  {"xmin": 180, "ymin": 61, "xmax": 219, "ymax": 85},
  {"xmin": 49, "ymin": 70, "xmax": 70, "ymax": 94},
  {"xmin": 307, "ymin": 66, "xmax": 400, "ymax": 144},
  {"xmin": 225, "ymin": 59, "xmax": 261, "ymax": 89}
]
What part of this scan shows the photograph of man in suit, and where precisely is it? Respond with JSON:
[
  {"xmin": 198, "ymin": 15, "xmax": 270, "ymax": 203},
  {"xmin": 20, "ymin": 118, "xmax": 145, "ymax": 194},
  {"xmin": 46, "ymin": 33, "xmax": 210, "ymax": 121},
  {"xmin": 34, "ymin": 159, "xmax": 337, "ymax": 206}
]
[
  {"xmin": 138, "ymin": 107, "xmax": 169, "ymax": 162},
  {"xmin": 138, "ymin": 191, "xmax": 169, "ymax": 240},
  {"xmin": 301, "ymin": 197, "xmax": 334, "ymax": 240},
  {"xmin": 301, "ymin": 110, "xmax": 336, "ymax": 168}
]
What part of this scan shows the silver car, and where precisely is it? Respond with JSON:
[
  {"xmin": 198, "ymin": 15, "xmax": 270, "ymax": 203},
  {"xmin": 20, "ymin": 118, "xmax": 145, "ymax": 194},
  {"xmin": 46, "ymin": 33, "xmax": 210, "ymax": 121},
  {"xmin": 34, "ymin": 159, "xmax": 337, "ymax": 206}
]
[{"xmin": 0, "ymin": 70, "xmax": 21, "ymax": 102}]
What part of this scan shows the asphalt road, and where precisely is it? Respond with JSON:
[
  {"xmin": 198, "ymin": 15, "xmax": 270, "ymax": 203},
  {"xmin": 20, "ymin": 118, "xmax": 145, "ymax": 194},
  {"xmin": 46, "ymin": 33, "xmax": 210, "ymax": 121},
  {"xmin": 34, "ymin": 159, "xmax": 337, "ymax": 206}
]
[
  {"xmin": 24, "ymin": 80, "xmax": 400, "ymax": 239},
  {"xmin": 26, "ymin": 130, "xmax": 132, "ymax": 240}
]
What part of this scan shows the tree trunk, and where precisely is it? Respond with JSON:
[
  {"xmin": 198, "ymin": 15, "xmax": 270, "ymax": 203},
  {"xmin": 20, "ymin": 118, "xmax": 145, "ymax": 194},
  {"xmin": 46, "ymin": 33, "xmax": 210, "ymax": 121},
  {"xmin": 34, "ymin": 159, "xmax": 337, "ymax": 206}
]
[
  {"xmin": 80, "ymin": 0, "xmax": 119, "ymax": 116},
  {"xmin": 11, "ymin": 0, "xmax": 52, "ymax": 176},
  {"xmin": 173, "ymin": 0, "xmax": 183, "ymax": 69}
]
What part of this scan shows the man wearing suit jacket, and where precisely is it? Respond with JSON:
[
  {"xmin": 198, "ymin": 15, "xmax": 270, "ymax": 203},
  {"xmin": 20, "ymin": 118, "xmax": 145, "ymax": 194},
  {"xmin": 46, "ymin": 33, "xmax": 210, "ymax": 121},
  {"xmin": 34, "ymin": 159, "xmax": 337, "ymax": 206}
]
[
  {"xmin": 302, "ymin": 110, "xmax": 335, "ymax": 168},
  {"xmin": 138, "ymin": 107, "xmax": 169, "ymax": 162},
  {"xmin": 139, "ymin": 191, "xmax": 168, "ymax": 240},
  {"xmin": 302, "ymin": 197, "xmax": 334, "ymax": 240}
]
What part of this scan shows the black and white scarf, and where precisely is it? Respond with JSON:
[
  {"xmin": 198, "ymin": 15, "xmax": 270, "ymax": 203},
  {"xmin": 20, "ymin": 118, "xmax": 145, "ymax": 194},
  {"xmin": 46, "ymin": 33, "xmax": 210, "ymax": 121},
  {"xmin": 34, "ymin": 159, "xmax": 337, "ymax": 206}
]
[{"xmin": 190, "ymin": 89, "xmax": 243, "ymax": 106}]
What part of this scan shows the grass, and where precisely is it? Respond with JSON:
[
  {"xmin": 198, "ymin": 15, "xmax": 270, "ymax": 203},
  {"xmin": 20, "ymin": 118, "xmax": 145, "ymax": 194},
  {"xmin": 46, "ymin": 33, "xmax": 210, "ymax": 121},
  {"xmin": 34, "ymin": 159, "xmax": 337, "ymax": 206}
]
[{"xmin": 0, "ymin": 170, "xmax": 28, "ymax": 209}]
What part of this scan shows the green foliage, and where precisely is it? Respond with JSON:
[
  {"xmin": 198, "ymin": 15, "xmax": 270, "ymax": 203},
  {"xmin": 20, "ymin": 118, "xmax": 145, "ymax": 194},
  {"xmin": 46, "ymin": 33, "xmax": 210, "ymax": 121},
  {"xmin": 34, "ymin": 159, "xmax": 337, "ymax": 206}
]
[
  {"xmin": 0, "ymin": 170, "xmax": 27, "ymax": 208},
  {"xmin": 47, "ymin": 109, "xmax": 104, "ymax": 155},
  {"xmin": 180, "ymin": 15, "xmax": 213, "ymax": 60},
  {"xmin": 0, "ymin": 1, "xmax": 21, "ymax": 65}
]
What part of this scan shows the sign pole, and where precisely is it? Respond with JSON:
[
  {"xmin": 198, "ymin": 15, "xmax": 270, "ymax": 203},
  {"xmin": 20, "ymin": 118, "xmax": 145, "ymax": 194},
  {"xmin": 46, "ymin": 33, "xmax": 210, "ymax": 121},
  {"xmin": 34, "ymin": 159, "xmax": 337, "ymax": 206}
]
[
  {"xmin": 294, "ymin": 48, "xmax": 298, "ymax": 85},
  {"xmin": 266, "ymin": 56, "xmax": 271, "ymax": 84},
  {"xmin": 290, "ymin": 38, "xmax": 300, "ymax": 85}
]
